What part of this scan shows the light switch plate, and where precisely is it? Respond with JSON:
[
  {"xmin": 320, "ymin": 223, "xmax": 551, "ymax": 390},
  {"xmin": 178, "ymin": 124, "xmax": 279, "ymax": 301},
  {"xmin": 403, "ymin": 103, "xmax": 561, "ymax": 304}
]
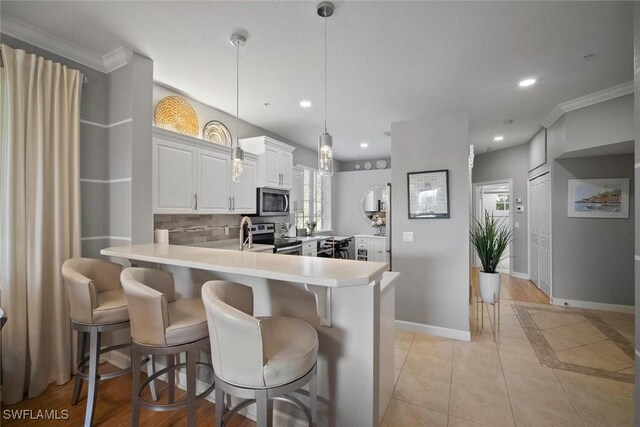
[
  {"xmin": 403, "ymin": 232, "xmax": 414, "ymax": 242},
  {"xmin": 514, "ymin": 222, "xmax": 519, "ymax": 229}
]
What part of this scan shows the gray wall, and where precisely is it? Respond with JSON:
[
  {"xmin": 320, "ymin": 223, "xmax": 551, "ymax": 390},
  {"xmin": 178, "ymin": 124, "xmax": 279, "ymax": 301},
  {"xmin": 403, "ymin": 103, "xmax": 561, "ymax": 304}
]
[
  {"xmin": 391, "ymin": 113, "xmax": 470, "ymax": 335},
  {"xmin": 633, "ymin": 3, "xmax": 639, "ymax": 413},
  {"xmin": 552, "ymin": 155, "xmax": 635, "ymax": 306},
  {"xmin": 0, "ymin": 33, "xmax": 111, "ymax": 259},
  {"xmin": 472, "ymin": 144, "xmax": 529, "ymax": 276},
  {"xmin": 528, "ymin": 128, "xmax": 547, "ymax": 172},
  {"xmin": 333, "ymin": 169, "xmax": 392, "ymax": 236}
]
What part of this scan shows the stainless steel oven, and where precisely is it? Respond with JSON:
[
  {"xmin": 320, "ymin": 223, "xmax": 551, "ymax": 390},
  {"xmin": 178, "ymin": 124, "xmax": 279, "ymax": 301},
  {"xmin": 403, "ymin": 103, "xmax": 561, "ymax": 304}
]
[{"xmin": 256, "ymin": 188, "xmax": 289, "ymax": 216}]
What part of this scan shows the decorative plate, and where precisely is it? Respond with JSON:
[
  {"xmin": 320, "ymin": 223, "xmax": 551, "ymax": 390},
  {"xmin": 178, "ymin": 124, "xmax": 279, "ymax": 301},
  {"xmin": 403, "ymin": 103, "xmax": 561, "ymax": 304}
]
[
  {"xmin": 364, "ymin": 161, "xmax": 373, "ymax": 170},
  {"xmin": 203, "ymin": 120, "xmax": 232, "ymax": 146},
  {"xmin": 376, "ymin": 159, "xmax": 388, "ymax": 169},
  {"xmin": 154, "ymin": 96, "xmax": 199, "ymax": 137},
  {"xmin": 354, "ymin": 164, "xmax": 361, "ymax": 170}
]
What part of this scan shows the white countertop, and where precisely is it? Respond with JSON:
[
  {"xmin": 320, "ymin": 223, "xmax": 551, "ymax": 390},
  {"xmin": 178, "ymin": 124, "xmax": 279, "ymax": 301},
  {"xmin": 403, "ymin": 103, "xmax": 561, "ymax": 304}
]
[
  {"xmin": 101, "ymin": 243, "xmax": 388, "ymax": 287},
  {"xmin": 295, "ymin": 235, "xmax": 332, "ymax": 243},
  {"xmin": 354, "ymin": 234, "xmax": 386, "ymax": 239}
]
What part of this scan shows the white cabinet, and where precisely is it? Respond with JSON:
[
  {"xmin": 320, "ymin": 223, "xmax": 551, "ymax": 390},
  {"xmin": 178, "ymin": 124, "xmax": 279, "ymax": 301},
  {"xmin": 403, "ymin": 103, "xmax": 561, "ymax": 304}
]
[
  {"xmin": 355, "ymin": 235, "xmax": 388, "ymax": 263},
  {"xmin": 240, "ymin": 136, "xmax": 295, "ymax": 190},
  {"xmin": 154, "ymin": 139, "xmax": 196, "ymax": 213},
  {"xmin": 153, "ymin": 127, "xmax": 257, "ymax": 215},
  {"xmin": 302, "ymin": 241, "xmax": 317, "ymax": 257}
]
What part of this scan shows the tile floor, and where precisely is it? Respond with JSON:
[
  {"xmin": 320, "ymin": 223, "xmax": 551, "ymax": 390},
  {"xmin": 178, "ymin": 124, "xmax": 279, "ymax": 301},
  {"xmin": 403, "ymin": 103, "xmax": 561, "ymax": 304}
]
[{"xmin": 382, "ymin": 283, "xmax": 635, "ymax": 426}]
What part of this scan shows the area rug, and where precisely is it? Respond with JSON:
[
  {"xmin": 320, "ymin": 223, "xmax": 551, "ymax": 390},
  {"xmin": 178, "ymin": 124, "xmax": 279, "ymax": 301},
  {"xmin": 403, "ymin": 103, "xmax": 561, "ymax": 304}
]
[{"xmin": 512, "ymin": 304, "xmax": 634, "ymax": 384}]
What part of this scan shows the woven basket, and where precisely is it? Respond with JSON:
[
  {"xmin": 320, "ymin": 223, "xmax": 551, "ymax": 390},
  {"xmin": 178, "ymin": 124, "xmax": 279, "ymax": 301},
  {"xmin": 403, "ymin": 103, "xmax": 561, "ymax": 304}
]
[{"xmin": 154, "ymin": 96, "xmax": 199, "ymax": 137}]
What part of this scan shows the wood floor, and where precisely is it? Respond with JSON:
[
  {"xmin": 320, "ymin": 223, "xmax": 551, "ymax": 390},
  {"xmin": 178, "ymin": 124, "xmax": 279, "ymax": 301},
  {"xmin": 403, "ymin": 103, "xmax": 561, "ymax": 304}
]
[
  {"xmin": 470, "ymin": 267, "xmax": 550, "ymax": 304},
  {"xmin": 2, "ymin": 365, "xmax": 254, "ymax": 427}
]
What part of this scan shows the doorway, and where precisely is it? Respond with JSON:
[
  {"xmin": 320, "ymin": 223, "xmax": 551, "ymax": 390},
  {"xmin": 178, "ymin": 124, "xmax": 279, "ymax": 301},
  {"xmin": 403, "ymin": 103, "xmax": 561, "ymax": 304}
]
[{"xmin": 473, "ymin": 179, "xmax": 513, "ymax": 274}]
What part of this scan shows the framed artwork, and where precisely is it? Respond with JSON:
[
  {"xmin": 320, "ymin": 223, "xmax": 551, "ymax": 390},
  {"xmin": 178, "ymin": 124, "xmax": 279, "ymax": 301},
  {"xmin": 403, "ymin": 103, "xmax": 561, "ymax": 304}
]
[
  {"xmin": 567, "ymin": 178, "xmax": 629, "ymax": 218},
  {"xmin": 407, "ymin": 170, "xmax": 450, "ymax": 219}
]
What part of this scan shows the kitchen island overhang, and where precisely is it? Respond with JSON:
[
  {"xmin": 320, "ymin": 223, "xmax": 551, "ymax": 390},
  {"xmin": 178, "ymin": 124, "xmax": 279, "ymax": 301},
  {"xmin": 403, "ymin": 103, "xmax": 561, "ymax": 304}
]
[{"xmin": 101, "ymin": 243, "xmax": 397, "ymax": 426}]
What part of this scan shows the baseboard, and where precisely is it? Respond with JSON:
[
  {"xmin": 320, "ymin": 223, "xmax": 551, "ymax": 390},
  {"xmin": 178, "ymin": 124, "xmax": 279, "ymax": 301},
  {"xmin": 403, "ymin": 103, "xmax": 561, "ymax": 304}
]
[
  {"xmin": 395, "ymin": 320, "xmax": 471, "ymax": 342},
  {"xmin": 551, "ymin": 298, "xmax": 635, "ymax": 314},
  {"xmin": 106, "ymin": 349, "xmax": 131, "ymax": 369},
  {"xmin": 510, "ymin": 272, "xmax": 529, "ymax": 280}
]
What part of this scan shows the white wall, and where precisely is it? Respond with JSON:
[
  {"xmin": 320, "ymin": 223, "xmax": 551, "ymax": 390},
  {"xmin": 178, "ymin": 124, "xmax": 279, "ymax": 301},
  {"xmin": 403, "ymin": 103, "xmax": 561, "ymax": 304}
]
[
  {"xmin": 391, "ymin": 113, "xmax": 470, "ymax": 339},
  {"xmin": 334, "ymin": 169, "xmax": 392, "ymax": 236}
]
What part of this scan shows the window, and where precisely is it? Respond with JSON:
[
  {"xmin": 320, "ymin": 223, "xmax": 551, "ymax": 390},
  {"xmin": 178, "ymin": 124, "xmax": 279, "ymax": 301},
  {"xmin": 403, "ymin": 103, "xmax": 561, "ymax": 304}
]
[
  {"xmin": 495, "ymin": 194, "xmax": 510, "ymax": 211},
  {"xmin": 295, "ymin": 168, "xmax": 332, "ymax": 232}
]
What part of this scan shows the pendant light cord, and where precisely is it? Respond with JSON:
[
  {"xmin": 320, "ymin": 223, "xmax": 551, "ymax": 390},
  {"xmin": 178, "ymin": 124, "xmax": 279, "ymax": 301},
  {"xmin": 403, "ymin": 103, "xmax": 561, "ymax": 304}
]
[
  {"xmin": 236, "ymin": 42, "xmax": 240, "ymax": 149},
  {"xmin": 324, "ymin": 13, "xmax": 327, "ymax": 134}
]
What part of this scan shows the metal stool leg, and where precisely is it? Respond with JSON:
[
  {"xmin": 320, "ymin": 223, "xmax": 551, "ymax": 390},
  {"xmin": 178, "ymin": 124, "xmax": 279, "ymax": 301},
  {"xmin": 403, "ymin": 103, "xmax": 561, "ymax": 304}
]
[
  {"xmin": 84, "ymin": 327, "xmax": 101, "ymax": 427},
  {"xmin": 131, "ymin": 347, "xmax": 142, "ymax": 427},
  {"xmin": 149, "ymin": 355, "xmax": 159, "ymax": 402},
  {"xmin": 186, "ymin": 345, "xmax": 197, "ymax": 427},
  {"xmin": 215, "ymin": 385, "xmax": 224, "ymax": 427},
  {"xmin": 72, "ymin": 330, "xmax": 87, "ymax": 405},
  {"xmin": 309, "ymin": 372, "xmax": 317, "ymax": 425},
  {"xmin": 167, "ymin": 353, "xmax": 176, "ymax": 404},
  {"xmin": 256, "ymin": 389, "xmax": 273, "ymax": 427}
]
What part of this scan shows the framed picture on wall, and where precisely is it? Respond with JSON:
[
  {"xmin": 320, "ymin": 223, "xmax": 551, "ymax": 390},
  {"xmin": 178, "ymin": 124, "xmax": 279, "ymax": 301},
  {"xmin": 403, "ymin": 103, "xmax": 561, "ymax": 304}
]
[
  {"xmin": 407, "ymin": 170, "xmax": 450, "ymax": 219},
  {"xmin": 567, "ymin": 178, "xmax": 629, "ymax": 218}
]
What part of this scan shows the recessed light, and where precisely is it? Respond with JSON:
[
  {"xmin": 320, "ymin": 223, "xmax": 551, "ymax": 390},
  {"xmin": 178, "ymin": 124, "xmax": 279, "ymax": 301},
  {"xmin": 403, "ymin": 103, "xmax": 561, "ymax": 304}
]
[
  {"xmin": 493, "ymin": 136, "xmax": 504, "ymax": 142},
  {"xmin": 518, "ymin": 78, "xmax": 536, "ymax": 88},
  {"xmin": 360, "ymin": 142, "xmax": 369, "ymax": 148},
  {"xmin": 299, "ymin": 100, "xmax": 314, "ymax": 108}
]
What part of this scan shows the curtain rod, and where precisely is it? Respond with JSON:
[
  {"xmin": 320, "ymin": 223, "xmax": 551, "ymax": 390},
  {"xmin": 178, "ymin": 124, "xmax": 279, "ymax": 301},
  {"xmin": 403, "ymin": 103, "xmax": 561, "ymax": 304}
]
[{"xmin": 0, "ymin": 45, "xmax": 90, "ymax": 84}]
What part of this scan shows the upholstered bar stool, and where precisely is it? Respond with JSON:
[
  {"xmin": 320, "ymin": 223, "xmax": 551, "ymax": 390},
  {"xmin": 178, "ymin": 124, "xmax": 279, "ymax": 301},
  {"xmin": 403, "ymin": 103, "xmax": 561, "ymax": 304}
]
[
  {"xmin": 121, "ymin": 267, "xmax": 214, "ymax": 427},
  {"xmin": 202, "ymin": 280, "xmax": 319, "ymax": 427},
  {"xmin": 62, "ymin": 258, "xmax": 156, "ymax": 427}
]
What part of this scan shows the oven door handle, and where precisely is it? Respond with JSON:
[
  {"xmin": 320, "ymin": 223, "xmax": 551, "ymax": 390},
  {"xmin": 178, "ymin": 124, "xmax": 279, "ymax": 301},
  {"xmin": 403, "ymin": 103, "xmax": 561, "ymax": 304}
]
[{"xmin": 276, "ymin": 244, "xmax": 302, "ymax": 252}]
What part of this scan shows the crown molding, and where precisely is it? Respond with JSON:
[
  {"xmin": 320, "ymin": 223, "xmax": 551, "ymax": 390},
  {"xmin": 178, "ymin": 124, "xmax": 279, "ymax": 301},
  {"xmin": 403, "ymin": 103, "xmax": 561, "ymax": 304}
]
[
  {"xmin": 1, "ymin": 15, "xmax": 130, "ymax": 73},
  {"xmin": 541, "ymin": 81, "xmax": 633, "ymax": 129}
]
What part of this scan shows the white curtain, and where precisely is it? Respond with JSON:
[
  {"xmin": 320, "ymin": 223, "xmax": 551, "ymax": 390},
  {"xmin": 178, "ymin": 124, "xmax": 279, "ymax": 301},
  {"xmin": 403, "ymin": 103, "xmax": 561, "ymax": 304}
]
[{"xmin": 0, "ymin": 44, "xmax": 82, "ymax": 404}]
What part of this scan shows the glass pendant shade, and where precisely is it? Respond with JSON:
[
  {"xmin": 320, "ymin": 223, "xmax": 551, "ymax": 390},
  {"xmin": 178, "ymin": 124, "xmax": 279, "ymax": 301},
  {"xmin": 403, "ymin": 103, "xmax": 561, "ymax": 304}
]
[
  {"xmin": 231, "ymin": 146, "xmax": 244, "ymax": 182},
  {"xmin": 318, "ymin": 132, "xmax": 333, "ymax": 176}
]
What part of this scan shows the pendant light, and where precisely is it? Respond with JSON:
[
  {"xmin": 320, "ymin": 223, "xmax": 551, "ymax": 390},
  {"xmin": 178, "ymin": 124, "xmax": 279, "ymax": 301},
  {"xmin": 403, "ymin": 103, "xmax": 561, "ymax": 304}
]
[
  {"xmin": 230, "ymin": 33, "xmax": 246, "ymax": 182},
  {"xmin": 317, "ymin": 1, "xmax": 335, "ymax": 176}
]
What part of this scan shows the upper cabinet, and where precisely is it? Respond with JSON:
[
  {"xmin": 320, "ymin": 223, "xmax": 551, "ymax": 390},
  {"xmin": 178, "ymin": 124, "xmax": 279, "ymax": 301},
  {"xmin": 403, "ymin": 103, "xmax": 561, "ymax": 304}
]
[
  {"xmin": 240, "ymin": 136, "xmax": 295, "ymax": 190},
  {"xmin": 153, "ymin": 127, "xmax": 257, "ymax": 215}
]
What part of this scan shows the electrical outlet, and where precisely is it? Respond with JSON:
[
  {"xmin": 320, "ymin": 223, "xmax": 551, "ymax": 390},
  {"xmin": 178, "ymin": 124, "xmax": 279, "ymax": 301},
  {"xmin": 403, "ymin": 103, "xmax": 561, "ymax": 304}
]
[
  {"xmin": 224, "ymin": 226, "xmax": 229, "ymax": 236},
  {"xmin": 403, "ymin": 232, "xmax": 414, "ymax": 242},
  {"xmin": 514, "ymin": 222, "xmax": 519, "ymax": 229}
]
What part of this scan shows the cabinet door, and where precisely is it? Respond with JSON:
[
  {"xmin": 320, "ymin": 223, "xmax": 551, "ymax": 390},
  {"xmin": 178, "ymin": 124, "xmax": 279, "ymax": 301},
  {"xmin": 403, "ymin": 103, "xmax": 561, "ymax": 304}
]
[
  {"xmin": 197, "ymin": 150, "xmax": 231, "ymax": 213},
  {"xmin": 264, "ymin": 146, "xmax": 280, "ymax": 188},
  {"xmin": 154, "ymin": 140, "xmax": 196, "ymax": 213},
  {"xmin": 232, "ymin": 158, "xmax": 257, "ymax": 214},
  {"xmin": 279, "ymin": 151, "xmax": 294, "ymax": 189}
]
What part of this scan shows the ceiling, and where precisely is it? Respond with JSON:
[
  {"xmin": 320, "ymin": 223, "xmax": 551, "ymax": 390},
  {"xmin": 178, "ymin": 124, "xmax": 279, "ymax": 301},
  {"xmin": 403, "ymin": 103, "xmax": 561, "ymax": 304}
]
[{"xmin": 0, "ymin": 1, "xmax": 633, "ymax": 160}]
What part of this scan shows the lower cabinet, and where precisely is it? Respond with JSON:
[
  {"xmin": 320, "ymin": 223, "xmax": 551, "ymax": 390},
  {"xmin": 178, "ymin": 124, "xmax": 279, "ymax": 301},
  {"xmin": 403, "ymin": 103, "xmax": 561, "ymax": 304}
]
[
  {"xmin": 302, "ymin": 241, "xmax": 317, "ymax": 257},
  {"xmin": 355, "ymin": 235, "xmax": 388, "ymax": 263}
]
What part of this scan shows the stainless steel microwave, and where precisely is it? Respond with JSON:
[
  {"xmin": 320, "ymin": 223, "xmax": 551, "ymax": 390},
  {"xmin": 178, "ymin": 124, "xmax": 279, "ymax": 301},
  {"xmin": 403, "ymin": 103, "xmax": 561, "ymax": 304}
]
[{"xmin": 256, "ymin": 188, "xmax": 289, "ymax": 216}]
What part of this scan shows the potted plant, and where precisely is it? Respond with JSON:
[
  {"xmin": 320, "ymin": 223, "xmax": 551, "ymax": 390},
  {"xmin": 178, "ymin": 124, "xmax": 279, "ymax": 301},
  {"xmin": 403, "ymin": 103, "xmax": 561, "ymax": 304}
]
[
  {"xmin": 369, "ymin": 214, "xmax": 386, "ymax": 236},
  {"xmin": 470, "ymin": 211, "xmax": 512, "ymax": 304}
]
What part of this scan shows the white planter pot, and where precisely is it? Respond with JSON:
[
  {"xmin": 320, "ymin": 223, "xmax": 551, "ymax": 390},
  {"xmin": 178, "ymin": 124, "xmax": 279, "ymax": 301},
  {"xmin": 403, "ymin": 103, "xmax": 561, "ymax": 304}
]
[{"xmin": 478, "ymin": 271, "xmax": 501, "ymax": 304}]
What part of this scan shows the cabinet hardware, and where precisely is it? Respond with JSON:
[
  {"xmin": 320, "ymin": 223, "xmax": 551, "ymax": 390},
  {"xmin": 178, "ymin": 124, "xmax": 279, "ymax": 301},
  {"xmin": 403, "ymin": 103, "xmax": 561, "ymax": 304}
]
[
  {"xmin": 194, "ymin": 194, "xmax": 198, "ymax": 211},
  {"xmin": 228, "ymin": 196, "xmax": 232, "ymax": 210},
  {"xmin": 232, "ymin": 197, "xmax": 235, "ymax": 211}
]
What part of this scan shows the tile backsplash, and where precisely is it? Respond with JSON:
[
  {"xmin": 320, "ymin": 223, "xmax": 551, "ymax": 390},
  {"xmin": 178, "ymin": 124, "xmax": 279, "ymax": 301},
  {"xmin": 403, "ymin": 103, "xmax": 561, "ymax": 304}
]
[{"xmin": 154, "ymin": 214, "xmax": 294, "ymax": 245}]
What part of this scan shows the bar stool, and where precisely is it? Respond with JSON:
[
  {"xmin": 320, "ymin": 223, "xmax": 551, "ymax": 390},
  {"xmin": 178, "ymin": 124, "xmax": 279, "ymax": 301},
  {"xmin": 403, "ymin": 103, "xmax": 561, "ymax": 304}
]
[
  {"xmin": 202, "ymin": 280, "xmax": 319, "ymax": 427},
  {"xmin": 121, "ymin": 267, "xmax": 215, "ymax": 427},
  {"xmin": 62, "ymin": 258, "xmax": 155, "ymax": 427}
]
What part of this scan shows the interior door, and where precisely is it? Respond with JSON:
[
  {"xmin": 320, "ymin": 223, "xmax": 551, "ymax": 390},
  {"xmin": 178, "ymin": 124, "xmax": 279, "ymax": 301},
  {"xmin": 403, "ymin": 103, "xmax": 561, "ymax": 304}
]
[
  {"xmin": 529, "ymin": 177, "xmax": 540, "ymax": 286},
  {"xmin": 538, "ymin": 173, "xmax": 551, "ymax": 296}
]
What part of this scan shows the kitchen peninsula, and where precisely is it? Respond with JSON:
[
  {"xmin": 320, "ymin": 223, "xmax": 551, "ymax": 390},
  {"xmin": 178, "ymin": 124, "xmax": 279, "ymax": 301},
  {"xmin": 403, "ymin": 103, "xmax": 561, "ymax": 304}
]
[{"xmin": 101, "ymin": 243, "xmax": 398, "ymax": 426}]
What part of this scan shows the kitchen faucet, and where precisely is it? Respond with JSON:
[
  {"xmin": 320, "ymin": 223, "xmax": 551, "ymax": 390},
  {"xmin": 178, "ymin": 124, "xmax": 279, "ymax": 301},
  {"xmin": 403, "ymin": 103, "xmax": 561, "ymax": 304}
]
[{"xmin": 239, "ymin": 216, "xmax": 254, "ymax": 251}]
